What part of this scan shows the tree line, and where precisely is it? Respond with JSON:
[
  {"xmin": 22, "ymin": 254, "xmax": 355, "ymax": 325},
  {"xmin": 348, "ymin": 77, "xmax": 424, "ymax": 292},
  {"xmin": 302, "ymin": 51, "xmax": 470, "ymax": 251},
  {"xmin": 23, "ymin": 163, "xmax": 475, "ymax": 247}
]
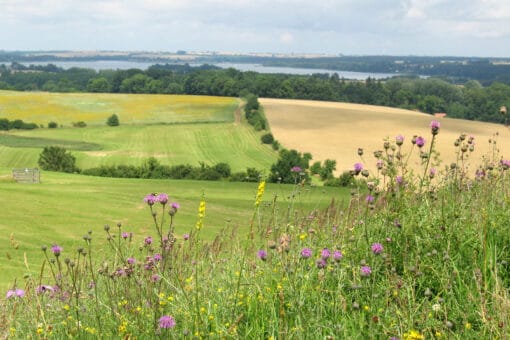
[{"xmin": 1, "ymin": 63, "xmax": 509, "ymax": 123}]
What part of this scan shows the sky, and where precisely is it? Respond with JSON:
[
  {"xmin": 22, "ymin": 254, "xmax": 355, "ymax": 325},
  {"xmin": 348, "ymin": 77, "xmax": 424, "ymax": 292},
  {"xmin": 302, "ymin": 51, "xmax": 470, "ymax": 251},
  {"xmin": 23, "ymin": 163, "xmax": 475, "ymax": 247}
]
[{"xmin": 0, "ymin": 0, "xmax": 509, "ymax": 57}]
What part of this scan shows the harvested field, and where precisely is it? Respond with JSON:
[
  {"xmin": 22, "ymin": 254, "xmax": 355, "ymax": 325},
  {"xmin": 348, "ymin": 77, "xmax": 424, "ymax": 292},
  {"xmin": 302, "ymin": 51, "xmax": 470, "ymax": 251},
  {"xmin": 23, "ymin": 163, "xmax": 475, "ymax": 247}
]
[{"xmin": 262, "ymin": 98, "xmax": 510, "ymax": 174}]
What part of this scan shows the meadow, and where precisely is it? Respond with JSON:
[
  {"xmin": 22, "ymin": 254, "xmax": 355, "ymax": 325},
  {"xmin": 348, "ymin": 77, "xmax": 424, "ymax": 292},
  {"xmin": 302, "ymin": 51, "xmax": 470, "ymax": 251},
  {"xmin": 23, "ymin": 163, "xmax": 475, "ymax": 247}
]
[
  {"xmin": 1, "ymin": 92, "xmax": 510, "ymax": 338},
  {"xmin": 0, "ymin": 91, "xmax": 276, "ymax": 171}
]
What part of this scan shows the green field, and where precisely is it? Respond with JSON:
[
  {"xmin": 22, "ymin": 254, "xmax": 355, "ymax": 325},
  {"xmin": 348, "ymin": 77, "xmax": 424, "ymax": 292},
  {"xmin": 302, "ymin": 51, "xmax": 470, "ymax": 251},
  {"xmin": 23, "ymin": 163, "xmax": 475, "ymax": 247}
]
[
  {"xmin": 0, "ymin": 167, "xmax": 349, "ymax": 288},
  {"xmin": 0, "ymin": 91, "xmax": 277, "ymax": 171}
]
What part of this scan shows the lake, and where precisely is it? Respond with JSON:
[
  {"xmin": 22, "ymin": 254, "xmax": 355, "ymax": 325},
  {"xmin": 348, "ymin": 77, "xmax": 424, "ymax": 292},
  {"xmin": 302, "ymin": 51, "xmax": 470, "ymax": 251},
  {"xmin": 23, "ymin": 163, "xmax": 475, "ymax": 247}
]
[{"xmin": 19, "ymin": 60, "xmax": 397, "ymax": 80}]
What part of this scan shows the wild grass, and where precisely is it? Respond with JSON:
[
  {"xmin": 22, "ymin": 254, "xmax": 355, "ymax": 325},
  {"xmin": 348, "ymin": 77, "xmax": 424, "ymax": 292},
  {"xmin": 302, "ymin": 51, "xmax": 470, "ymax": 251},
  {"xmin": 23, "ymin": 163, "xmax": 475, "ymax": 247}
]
[
  {"xmin": 0, "ymin": 169, "xmax": 348, "ymax": 288},
  {"xmin": 2, "ymin": 120, "xmax": 509, "ymax": 339}
]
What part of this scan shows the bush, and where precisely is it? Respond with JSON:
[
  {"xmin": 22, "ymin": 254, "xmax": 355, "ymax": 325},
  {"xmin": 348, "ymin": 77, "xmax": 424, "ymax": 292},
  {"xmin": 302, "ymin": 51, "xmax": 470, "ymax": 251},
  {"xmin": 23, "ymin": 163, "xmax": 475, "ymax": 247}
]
[
  {"xmin": 268, "ymin": 148, "xmax": 311, "ymax": 183},
  {"xmin": 272, "ymin": 140, "xmax": 280, "ymax": 151},
  {"xmin": 106, "ymin": 114, "xmax": 120, "ymax": 126},
  {"xmin": 72, "ymin": 121, "xmax": 87, "ymax": 128},
  {"xmin": 261, "ymin": 133, "xmax": 274, "ymax": 144},
  {"xmin": 48, "ymin": 121, "xmax": 58, "ymax": 128},
  {"xmin": 38, "ymin": 146, "xmax": 79, "ymax": 173}
]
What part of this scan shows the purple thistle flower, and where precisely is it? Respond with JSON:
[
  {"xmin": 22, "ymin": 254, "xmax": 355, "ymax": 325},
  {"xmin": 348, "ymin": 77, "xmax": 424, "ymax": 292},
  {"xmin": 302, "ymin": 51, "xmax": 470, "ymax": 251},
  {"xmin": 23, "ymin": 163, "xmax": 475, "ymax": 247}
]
[
  {"xmin": 353, "ymin": 163, "xmax": 363, "ymax": 175},
  {"xmin": 396, "ymin": 175, "xmax": 404, "ymax": 186},
  {"xmin": 371, "ymin": 243, "xmax": 384, "ymax": 255},
  {"xmin": 257, "ymin": 249, "xmax": 268, "ymax": 261},
  {"xmin": 153, "ymin": 253, "xmax": 162, "ymax": 262},
  {"xmin": 51, "ymin": 244, "xmax": 62, "ymax": 256},
  {"xmin": 291, "ymin": 166, "xmax": 302, "ymax": 173},
  {"xmin": 333, "ymin": 251, "xmax": 343, "ymax": 262},
  {"xmin": 430, "ymin": 120, "xmax": 441, "ymax": 135},
  {"xmin": 501, "ymin": 159, "xmax": 510, "ymax": 170},
  {"xmin": 151, "ymin": 274, "xmax": 161, "ymax": 282},
  {"xmin": 395, "ymin": 134, "xmax": 405, "ymax": 146},
  {"xmin": 415, "ymin": 136, "xmax": 425, "ymax": 148},
  {"xmin": 159, "ymin": 315, "xmax": 176, "ymax": 329},
  {"xmin": 6, "ymin": 289, "xmax": 25, "ymax": 299},
  {"xmin": 157, "ymin": 193, "xmax": 168, "ymax": 205},
  {"xmin": 144, "ymin": 193, "xmax": 158, "ymax": 206},
  {"xmin": 121, "ymin": 232, "xmax": 130, "ymax": 239},
  {"xmin": 144, "ymin": 236, "xmax": 153, "ymax": 245},
  {"xmin": 36, "ymin": 285, "xmax": 54, "ymax": 294},
  {"xmin": 376, "ymin": 159, "xmax": 384, "ymax": 170},
  {"xmin": 301, "ymin": 248, "xmax": 312, "ymax": 259},
  {"xmin": 366, "ymin": 195, "xmax": 375, "ymax": 203},
  {"xmin": 321, "ymin": 248, "xmax": 331, "ymax": 260},
  {"xmin": 429, "ymin": 167, "xmax": 437, "ymax": 178},
  {"xmin": 360, "ymin": 265, "xmax": 372, "ymax": 277},
  {"xmin": 127, "ymin": 257, "xmax": 136, "ymax": 265},
  {"xmin": 183, "ymin": 233, "xmax": 190, "ymax": 241},
  {"xmin": 171, "ymin": 202, "xmax": 180, "ymax": 210},
  {"xmin": 316, "ymin": 259, "xmax": 327, "ymax": 269}
]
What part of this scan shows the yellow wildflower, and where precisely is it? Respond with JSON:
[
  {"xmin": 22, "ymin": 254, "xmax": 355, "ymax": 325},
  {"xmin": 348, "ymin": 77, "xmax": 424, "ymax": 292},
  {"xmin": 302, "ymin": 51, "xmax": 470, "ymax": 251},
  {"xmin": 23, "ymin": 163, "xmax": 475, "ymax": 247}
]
[
  {"xmin": 255, "ymin": 181, "xmax": 266, "ymax": 207},
  {"xmin": 403, "ymin": 329, "xmax": 425, "ymax": 340},
  {"xmin": 196, "ymin": 199, "xmax": 206, "ymax": 230}
]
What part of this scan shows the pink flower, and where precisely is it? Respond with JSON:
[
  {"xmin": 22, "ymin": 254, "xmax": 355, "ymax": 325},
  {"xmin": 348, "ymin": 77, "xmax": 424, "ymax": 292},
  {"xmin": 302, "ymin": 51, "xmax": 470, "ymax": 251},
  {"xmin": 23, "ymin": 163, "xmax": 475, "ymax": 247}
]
[
  {"xmin": 333, "ymin": 251, "xmax": 343, "ymax": 262},
  {"xmin": 360, "ymin": 265, "xmax": 372, "ymax": 277},
  {"xmin": 430, "ymin": 120, "xmax": 440, "ymax": 135},
  {"xmin": 354, "ymin": 163, "xmax": 363, "ymax": 175},
  {"xmin": 157, "ymin": 193, "xmax": 168, "ymax": 205},
  {"xmin": 144, "ymin": 193, "xmax": 158, "ymax": 206},
  {"xmin": 395, "ymin": 135, "xmax": 404, "ymax": 146},
  {"xmin": 415, "ymin": 136, "xmax": 425, "ymax": 148},
  {"xmin": 158, "ymin": 315, "xmax": 176, "ymax": 329},
  {"xmin": 291, "ymin": 166, "xmax": 302, "ymax": 173},
  {"xmin": 51, "ymin": 244, "xmax": 62, "ymax": 256},
  {"xmin": 371, "ymin": 243, "xmax": 384, "ymax": 254}
]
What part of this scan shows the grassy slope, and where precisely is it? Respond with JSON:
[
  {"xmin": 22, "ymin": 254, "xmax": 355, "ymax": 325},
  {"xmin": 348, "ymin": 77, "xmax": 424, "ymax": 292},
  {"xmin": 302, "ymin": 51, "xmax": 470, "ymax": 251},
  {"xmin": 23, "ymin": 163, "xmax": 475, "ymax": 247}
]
[
  {"xmin": 0, "ymin": 91, "xmax": 277, "ymax": 171},
  {"xmin": 0, "ymin": 168, "xmax": 349, "ymax": 288},
  {"xmin": 262, "ymin": 98, "xmax": 510, "ymax": 173}
]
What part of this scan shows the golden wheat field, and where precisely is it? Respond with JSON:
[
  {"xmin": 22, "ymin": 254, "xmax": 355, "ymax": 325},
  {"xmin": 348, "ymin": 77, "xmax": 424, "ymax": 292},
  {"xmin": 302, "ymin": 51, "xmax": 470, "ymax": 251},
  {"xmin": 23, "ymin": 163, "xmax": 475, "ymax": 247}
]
[{"xmin": 262, "ymin": 98, "xmax": 510, "ymax": 174}]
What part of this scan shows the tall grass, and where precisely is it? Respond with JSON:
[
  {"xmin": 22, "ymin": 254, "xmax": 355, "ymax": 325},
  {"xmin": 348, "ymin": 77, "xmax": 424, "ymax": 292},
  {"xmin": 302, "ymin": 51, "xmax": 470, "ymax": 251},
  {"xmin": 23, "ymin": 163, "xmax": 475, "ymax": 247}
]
[{"xmin": 2, "ymin": 121, "xmax": 510, "ymax": 339}]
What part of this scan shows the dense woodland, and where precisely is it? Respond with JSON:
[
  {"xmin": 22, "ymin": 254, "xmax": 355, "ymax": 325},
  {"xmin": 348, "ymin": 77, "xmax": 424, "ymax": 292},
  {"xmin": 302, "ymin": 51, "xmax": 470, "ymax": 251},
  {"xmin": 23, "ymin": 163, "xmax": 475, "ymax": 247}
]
[{"xmin": 1, "ymin": 62, "xmax": 509, "ymax": 123}]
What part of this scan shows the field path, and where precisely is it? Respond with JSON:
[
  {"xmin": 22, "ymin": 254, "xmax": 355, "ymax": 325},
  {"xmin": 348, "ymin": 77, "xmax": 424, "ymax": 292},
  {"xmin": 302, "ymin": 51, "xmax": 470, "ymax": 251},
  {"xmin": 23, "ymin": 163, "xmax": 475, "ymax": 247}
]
[{"xmin": 261, "ymin": 98, "xmax": 510, "ymax": 174}]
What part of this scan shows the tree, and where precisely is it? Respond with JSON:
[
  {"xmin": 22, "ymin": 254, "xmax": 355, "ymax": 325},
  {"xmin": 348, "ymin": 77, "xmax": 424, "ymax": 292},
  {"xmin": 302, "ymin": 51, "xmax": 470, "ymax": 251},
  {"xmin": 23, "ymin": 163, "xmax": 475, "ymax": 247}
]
[
  {"xmin": 38, "ymin": 146, "xmax": 78, "ymax": 173},
  {"xmin": 107, "ymin": 114, "xmax": 120, "ymax": 126},
  {"xmin": 319, "ymin": 159, "xmax": 337, "ymax": 180},
  {"xmin": 268, "ymin": 149, "xmax": 311, "ymax": 184}
]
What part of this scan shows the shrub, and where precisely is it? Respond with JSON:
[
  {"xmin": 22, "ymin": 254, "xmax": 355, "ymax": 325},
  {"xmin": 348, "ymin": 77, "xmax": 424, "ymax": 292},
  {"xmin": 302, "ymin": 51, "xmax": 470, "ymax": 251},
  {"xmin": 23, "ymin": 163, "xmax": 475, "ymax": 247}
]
[
  {"xmin": 268, "ymin": 148, "xmax": 311, "ymax": 183},
  {"xmin": 271, "ymin": 140, "xmax": 280, "ymax": 151},
  {"xmin": 48, "ymin": 121, "xmax": 58, "ymax": 128},
  {"xmin": 72, "ymin": 121, "xmax": 87, "ymax": 128},
  {"xmin": 37, "ymin": 146, "xmax": 79, "ymax": 173},
  {"xmin": 261, "ymin": 133, "xmax": 274, "ymax": 144},
  {"xmin": 106, "ymin": 114, "xmax": 120, "ymax": 126}
]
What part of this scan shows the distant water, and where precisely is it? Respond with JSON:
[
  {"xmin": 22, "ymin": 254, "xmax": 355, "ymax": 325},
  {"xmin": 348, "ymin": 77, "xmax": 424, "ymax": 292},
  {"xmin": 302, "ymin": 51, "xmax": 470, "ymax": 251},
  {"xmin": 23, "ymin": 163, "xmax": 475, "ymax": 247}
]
[{"xmin": 19, "ymin": 60, "xmax": 397, "ymax": 80}]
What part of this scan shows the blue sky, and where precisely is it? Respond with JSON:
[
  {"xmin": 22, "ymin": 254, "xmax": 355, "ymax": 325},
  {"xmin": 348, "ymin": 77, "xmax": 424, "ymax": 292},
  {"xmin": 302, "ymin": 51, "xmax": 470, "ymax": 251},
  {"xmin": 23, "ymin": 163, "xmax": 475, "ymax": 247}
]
[{"xmin": 1, "ymin": 0, "xmax": 509, "ymax": 57}]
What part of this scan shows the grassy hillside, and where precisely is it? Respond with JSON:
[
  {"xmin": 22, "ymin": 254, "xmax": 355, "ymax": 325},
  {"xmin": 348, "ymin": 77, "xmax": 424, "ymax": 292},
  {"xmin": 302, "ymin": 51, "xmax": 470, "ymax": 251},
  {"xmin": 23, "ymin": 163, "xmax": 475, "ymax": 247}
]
[
  {"xmin": 0, "ymin": 167, "xmax": 349, "ymax": 288},
  {"xmin": 262, "ymin": 98, "xmax": 510, "ymax": 174},
  {"xmin": 0, "ymin": 91, "xmax": 277, "ymax": 171}
]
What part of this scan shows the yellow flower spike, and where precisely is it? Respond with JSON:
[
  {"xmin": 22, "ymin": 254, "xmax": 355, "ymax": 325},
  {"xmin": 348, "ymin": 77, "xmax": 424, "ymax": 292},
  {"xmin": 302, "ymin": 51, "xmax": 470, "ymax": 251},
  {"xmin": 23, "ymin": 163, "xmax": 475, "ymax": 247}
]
[
  {"xmin": 255, "ymin": 181, "xmax": 266, "ymax": 207},
  {"xmin": 196, "ymin": 199, "xmax": 206, "ymax": 230}
]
